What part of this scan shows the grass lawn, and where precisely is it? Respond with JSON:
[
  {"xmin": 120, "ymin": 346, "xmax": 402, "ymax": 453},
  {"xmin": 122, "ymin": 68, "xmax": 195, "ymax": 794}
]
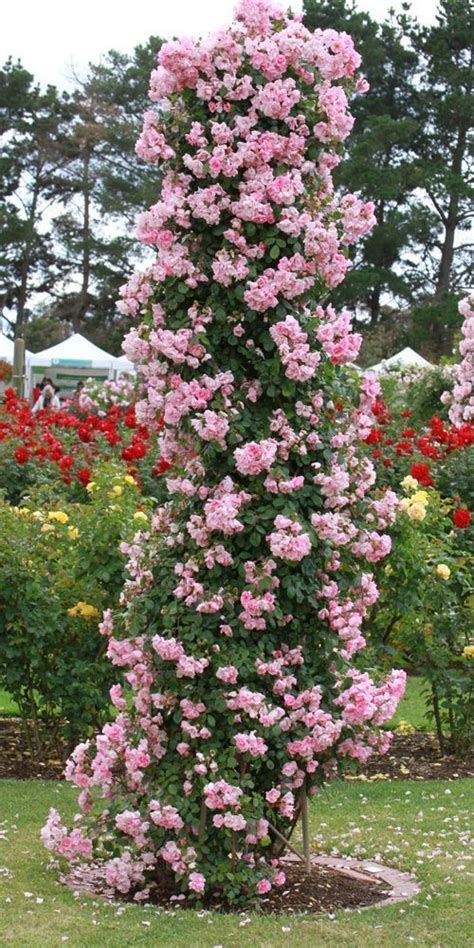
[
  {"xmin": 0, "ymin": 689, "xmax": 19, "ymax": 716},
  {"xmin": 1, "ymin": 777, "xmax": 472, "ymax": 947},
  {"xmin": 389, "ymin": 675, "xmax": 431, "ymax": 731}
]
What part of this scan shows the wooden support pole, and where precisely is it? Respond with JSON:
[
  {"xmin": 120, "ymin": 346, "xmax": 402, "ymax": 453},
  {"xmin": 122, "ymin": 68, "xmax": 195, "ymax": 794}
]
[
  {"xmin": 12, "ymin": 336, "xmax": 25, "ymax": 399},
  {"xmin": 300, "ymin": 786, "xmax": 311, "ymax": 873},
  {"xmin": 199, "ymin": 800, "xmax": 207, "ymax": 837},
  {"xmin": 266, "ymin": 820, "xmax": 305, "ymax": 864}
]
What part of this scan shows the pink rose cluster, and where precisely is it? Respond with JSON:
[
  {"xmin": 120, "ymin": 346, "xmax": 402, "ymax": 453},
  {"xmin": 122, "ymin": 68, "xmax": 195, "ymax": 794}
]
[
  {"xmin": 441, "ymin": 293, "xmax": 474, "ymax": 425},
  {"xmin": 43, "ymin": 0, "xmax": 405, "ymax": 907}
]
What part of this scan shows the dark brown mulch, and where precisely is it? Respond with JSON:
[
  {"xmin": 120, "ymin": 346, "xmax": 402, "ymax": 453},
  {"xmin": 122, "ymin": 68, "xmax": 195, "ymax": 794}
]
[
  {"xmin": 63, "ymin": 859, "xmax": 390, "ymax": 915},
  {"xmin": 257, "ymin": 861, "xmax": 390, "ymax": 915},
  {"xmin": 0, "ymin": 718, "xmax": 65, "ymax": 780},
  {"xmin": 359, "ymin": 731, "xmax": 474, "ymax": 781},
  {"xmin": 1, "ymin": 717, "xmax": 473, "ymax": 782}
]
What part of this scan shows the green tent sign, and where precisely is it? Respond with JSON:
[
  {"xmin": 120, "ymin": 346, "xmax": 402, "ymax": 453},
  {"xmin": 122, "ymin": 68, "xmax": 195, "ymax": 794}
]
[{"xmin": 51, "ymin": 359, "xmax": 93, "ymax": 367}]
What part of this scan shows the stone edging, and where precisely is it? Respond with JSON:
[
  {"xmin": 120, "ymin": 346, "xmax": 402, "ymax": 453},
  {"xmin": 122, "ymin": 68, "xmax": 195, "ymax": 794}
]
[
  {"xmin": 284, "ymin": 853, "xmax": 420, "ymax": 908},
  {"xmin": 63, "ymin": 855, "xmax": 420, "ymax": 912}
]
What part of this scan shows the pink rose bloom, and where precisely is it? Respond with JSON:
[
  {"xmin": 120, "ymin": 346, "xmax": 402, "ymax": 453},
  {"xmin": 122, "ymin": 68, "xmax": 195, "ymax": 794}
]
[
  {"xmin": 234, "ymin": 438, "xmax": 278, "ymax": 476},
  {"xmin": 189, "ymin": 871, "xmax": 206, "ymax": 894}
]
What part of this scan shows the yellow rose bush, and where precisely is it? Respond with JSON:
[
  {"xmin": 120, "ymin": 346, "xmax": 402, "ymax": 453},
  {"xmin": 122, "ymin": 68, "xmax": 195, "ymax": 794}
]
[
  {"xmin": 0, "ymin": 460, "xmax": 153, "ymax": 753},
  {"xmin": 365, "ymin": 483, "xmax": 473, "ymax": 755}
]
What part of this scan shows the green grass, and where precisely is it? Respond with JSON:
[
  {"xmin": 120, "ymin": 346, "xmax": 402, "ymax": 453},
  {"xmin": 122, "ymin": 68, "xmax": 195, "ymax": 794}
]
[
  {"xmin": 389, "ymin": 675, "xmax": 431, "ymax": 731},
  {"xmin": 1, "ymin": 777, "xmax": 472, "ymax": 947},
  {"xmin": 0, "ymin": 688, "xmax": 19, "ymax": 716}
]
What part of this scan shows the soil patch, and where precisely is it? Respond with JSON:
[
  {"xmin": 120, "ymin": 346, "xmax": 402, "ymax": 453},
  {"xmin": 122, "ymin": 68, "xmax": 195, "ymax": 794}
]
[
  {"xmin": 358, "ymin": 731, "xmax": 474, "ymax": 781},
  {"xmin": 0, "ymin": 718, "xmax": 65, "ymax": 780},
  {"xmin": 1, "ymin": 718, "xmax": 472, "ymax": 782},
  {"xmin": 63, "ymin": 858, "xmax": 391, "ymax": 915}
]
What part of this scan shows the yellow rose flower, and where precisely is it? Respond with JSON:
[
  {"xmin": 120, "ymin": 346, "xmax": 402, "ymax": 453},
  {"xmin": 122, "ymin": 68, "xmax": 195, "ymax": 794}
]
[
  {"xmin": 40, "ymin": 523, "xmax": 55, "ymax": 534},
  {"xmin": 399, "ymin": 497, "xmax": 411, "ymax": 511},
  {"xmin": 133, "ymin": 511, "xmax": 148, "ymax": 522},
  {"xmin": 80, "ymin": 603, "xmax": 100, "ymax": 619},
  {"xmin": 124, "ymin": 475, "xmax": 136, "ymax": 485},
  {"xmin": 68, "ymin": 526, "xmax": 80, "ymax": 540},
  {"xmin": 412, "ymin": 490, "xmax": 428, "ymax": 506},
  {"xmin": 401, "ymin": 475, "xmax": 418, "ymax": 492},
  {"xmin": 48, "ymin": 511, "xmax": 69, "ymax": 524},
  {"xmin": 68, "ymin": 601, "xmax": 100, "ymax": 620},
  {"xmin": 463, "ymin": 645, "xmax": 474, "ymax": 659},
  {"xmin": 407, "ymin": 502, "xmax": 426, "ymax": 521},
  {"xmin": 31, "ymin": 511, "xmax": 44, "ymax": 521},
  {"xmin": 436, "ymin": 564, "xmax": 451, "ymax": 580},
  {"xmin": 109, "ymin": 485, "xmax": 123, "ymax": 498}
]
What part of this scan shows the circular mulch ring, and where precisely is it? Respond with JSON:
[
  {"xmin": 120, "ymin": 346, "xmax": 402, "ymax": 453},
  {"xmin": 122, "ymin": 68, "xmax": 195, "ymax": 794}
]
[{"xmin": 61, "ymin": 856, "xmax": 419, "ymax": 916}]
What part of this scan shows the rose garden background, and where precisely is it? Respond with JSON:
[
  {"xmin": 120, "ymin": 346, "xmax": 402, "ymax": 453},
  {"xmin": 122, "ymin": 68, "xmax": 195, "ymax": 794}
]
[{"xmin": 0, "ymin": 0, "xmax": 472, "ymax": 944}]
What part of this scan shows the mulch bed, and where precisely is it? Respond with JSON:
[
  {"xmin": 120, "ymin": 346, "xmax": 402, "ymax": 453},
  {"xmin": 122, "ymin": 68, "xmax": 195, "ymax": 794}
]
[
  {"xmin": 359, "ymin": 731, "xmax": 474, "ymax": 781},
  {"xmin": 0, "ymin": 717, "xmax": 65, "ymax": 780},
  {"xmin": 1, "ymin": 717, "xmax": 473, "ymax": 782},
  {"xmin": 63, "ymin": 859, "xmax": 390, "ymax": 915}
]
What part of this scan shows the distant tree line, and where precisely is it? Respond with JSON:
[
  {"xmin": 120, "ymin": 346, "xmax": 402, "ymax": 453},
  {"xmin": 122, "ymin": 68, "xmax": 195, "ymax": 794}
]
[{"xmin": 0, "ymin": 0, "xmax": 472, "ymax": 360}]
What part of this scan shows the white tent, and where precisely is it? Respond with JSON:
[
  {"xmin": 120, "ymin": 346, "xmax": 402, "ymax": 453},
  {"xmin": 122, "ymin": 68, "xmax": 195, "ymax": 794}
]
[
  {"xmin": 113, "ymin": 354, "xmax": 136, "ymax": 375},
  {"xmin": 0, "ymin": 333, "xmax": 14, "ymax": 362},
  {"xmin": 28, "ymin": 333, "xmax": 119, "ymax": 370},
  {"xmin": 368, "ymin": 347, "xmax": 432, "ymax": 376},
  {"xmin": 0, "ymin": 333, "xmax": 32, "ymax": 363}
]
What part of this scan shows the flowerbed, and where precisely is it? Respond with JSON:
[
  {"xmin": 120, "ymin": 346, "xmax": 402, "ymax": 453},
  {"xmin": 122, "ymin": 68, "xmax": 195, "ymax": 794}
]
[
  {"xmin": 0, "ymin": 461, "xmax": 154, "ymax": 752},
  {"xmin": 0, "ymin": 387, "xmax": 167, "ymax": 505}
]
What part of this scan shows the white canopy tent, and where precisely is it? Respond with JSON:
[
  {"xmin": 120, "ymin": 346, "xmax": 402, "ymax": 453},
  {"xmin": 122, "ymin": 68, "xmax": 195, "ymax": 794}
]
[
  {"xmin": 0, "ymin": 332, "xmax": 33, "ymax": 363},
  {"xmin": 28, "ymin": 333, "xmax": 119, "ymax": 370},
  {"xmin": 113, "ymin": 354, "xmax": 136, "ymax": 375},
  {"xmin": 368, "ymin": 347, "xmax": 432, "ymax": 376},
  {"xmin": 0, "ymin": 333, "xmax": 15, "ymax": 362},
  {"xmin": 27, "ymin": 333, "xmax": 132, "ymax": 400}
]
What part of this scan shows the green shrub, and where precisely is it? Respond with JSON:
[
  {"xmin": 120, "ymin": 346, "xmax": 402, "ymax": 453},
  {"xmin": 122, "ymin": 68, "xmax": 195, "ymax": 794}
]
[
  {"xmin": 365, "ymin": 484, "xmax": 474, "ymax": 755},
  {"xmin": 0, "ymin": 461, "xmax": 152, "ymax": 753}
]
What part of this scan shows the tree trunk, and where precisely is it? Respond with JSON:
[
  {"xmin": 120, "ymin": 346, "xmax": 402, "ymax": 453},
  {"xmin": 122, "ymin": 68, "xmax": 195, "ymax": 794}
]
[
  {"xmin": 72, "ymin": 143, "xmax": 92, "ymax": 331},
  {"xmin": 434, "ymin": 124, "xmax": 467, "ymax": 297},
  {"xmin": 16, "ymin": 164, "xmax": 41, "ymax": 335}
]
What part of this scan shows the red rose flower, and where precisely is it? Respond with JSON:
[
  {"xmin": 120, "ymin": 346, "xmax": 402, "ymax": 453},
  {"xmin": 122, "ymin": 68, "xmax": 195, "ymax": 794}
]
[
  {"xmin": 410, "ymin": 462, "xmax": 433, "ymax": 487},
  {"xmin": 77, "ymin": 467, "xmax": 91, "ymax": 486},
  {"xmin": 452, "ymin": 508, "xmax": 471, "ymax": 529},
  {"xmin": 59, "ymin": 455, "xmax": 74, "ymax": 470},
  {"xmin": 154, "ymin": 457, "xmax": 172, "ymax": 475},
  {"xmin": 14, "ymin": 445, "xmax": 29, "ymax": 464}
]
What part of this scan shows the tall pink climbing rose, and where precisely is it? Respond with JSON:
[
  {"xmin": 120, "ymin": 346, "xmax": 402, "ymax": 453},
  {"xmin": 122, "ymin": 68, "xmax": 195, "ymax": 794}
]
[{"xmin": 42, "ymin": 0, "xmax": 405, "ymax": 904}]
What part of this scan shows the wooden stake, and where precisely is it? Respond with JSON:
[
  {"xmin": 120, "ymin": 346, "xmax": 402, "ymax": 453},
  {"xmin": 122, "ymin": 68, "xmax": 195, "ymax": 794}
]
[
  {"xmin": 300, "ymin": 786, "xmax": 311, "ymax": 873},
  {"xmin": 266, "ymin": 820, "xmax": 305, "ymax": 864},
  {"xmin": 199, "ymin": 800, "xmax": 207, "ymax": 837}
]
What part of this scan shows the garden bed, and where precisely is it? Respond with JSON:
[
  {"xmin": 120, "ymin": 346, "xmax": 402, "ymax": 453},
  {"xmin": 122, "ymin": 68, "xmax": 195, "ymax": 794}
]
[
  {"xmin": 2, "ymin": 716, "xmax": 473, "ymax": 782},
  {"xmin": 359, "ymin": 732, "xmax": 474, "ymax": 781},
  {"xmin": 62, "ymin": 858, "xmax": 392, "ymax": 915}
]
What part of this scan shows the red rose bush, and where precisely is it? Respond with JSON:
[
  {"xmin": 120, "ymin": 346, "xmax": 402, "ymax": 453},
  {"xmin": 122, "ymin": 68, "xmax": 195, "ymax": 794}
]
[{"xmin": 42, "ymin": 0, "xmax": 405, "ymax": 904}]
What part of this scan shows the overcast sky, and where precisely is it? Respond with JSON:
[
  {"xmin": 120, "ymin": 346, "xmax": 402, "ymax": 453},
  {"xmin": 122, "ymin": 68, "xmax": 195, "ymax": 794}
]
[{"xmin": 3, "ymin": 0, "xmax": 439, "ymax": 90}]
